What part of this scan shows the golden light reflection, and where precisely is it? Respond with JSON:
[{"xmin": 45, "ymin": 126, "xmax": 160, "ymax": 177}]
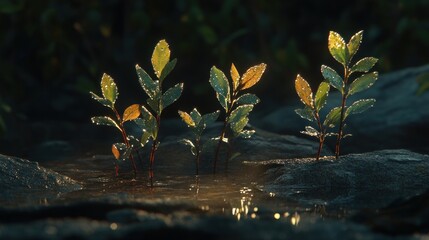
[
  {"xmin": 274, "ymin": 213, "xmax": 281, "ymax": 220},
  {"xmin": 110, "ymin": 223, "xmax": 118, "ymax": 230},
  {"xmin": 290, "ymin": 212, "xmax": 300, "ymax": 226},
  {"xmin": 231, "ymin": 187, "xmax": 256, "ymax": 221}
]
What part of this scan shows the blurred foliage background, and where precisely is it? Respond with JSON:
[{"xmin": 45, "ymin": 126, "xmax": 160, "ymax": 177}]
[{"xmin": 1, "ymin": 0, "xmax": 429, "ymax": 135}]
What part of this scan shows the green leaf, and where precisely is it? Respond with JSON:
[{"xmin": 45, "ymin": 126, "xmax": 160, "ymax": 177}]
[
  {"xmin": 202, "ymin": 110, "xmax": 220, "ymax": 126},
  {"xmin": 228, "ymin": 105, "xmax": 253, "ymax": 124},
  {"xmin": 300, "ymin": 126, "xmax": 319, "ymax": 137},
  {"xmin": 328, "ymin": 31, "xmax": 348, "ymax": 65},
  {"xmin": 90, "ymin": 92, "xmax": 112, "ymax": 109},
  {"xmin": 235, "ymin": 93, "xmax": 260, "ymax": 106},
  {"xmin": 239, "ymin": 130, "xmax": 255, "ymax": 139},
  {"xmin": 323, "ymin": 107, "xmax": 342, "ymax": 127},
  {"xmin": 147, "ymin": 97, "xmax": 160, "ymax": 114},
  {"xmin": 136, "ymin": 64, "xmax": 158, "ymax": 99},
  {"xmin": 152, "ymin": 39, "xmax": 171, "ymax": 78},
  {"xmin": 239, "ymin": 63, "xmax": 267, "ymax": 90},
  {"xmin": 190, "ymin": 108, "xmax": 202, "ymax": 125},
  {"xmin": 91, "ymin": 116, "xmax": 120, "ymax": 130},
  {"xmin": 230, "ymin": 63, "xmax": 240, "ymax": 91},
  {"xmin": 347, "ymin": 31, "xmax": 363, "ymax": 62},
  {"xmin": 210, "ymin": 66, "xmax": 230, "ymax": 103},
  {"xmin": 140, "ymin": 106, "xmax": 157, "ymax": 139},
  {"xmin": 321, "ymin": 65, "xmax": 344, "ymax": 93},
  {"xmin": 295, "ymin": 74, "xmax": 314, "ymax": 108},
  {"xmin": 178, "ymin": 110, "xmax": 195, "ymax": 127},
  {"xmin": 112, "ymin": 143, "xmax": 132, "ymax": 161},
  {"xmin": 159, "ymin": 58, "xmax": 177, "ymax": 82},
  {"xmin": 315, "ymin": 81, "xmax": 330, "ymax": 111},
  {"xmin": 216, "ymin": 93, "xmax": 229, "ymax": 111},
  {"xmin": 346, "ymin": 99, "xmax": 375, "ymax": 117},
  {"xmin": 295, "ymin": 107, "xmax": 314, "ymax": 122},
  {"xmin": 101, "ymin": 73, "xmax": 118, "ymax": 105},
  {"xmin": 180, "ymin": 139, "xmax": 197, "ymax": 156},
  {"xmin": 140, "ymin": 129, "xmax": 152, "ymax": 145},
  {"xmin": 161, "ymin": 83, "xmax": 183, "ymax": 110},
  {"xmin": 231, "ymin": 117, "xmax": 248, "ymax": 135},
  {"xmin": 348, "ymin": 72, "xmax": 378, "ymax": 96},
  {"xmin": 351, "ymin": 57, "xmax": 378, "ymax": 73}
]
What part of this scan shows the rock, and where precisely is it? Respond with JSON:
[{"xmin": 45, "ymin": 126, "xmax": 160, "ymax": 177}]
[
  {"xmin": 352, "ymin": 189, "xmax": 429, "ymax": 236},
  {"xmin": 0, "ymin": 154, "xmax": 82, "ymax": 194},
  {"xmin": 257, "ymin": 65, "xmax": 429, "ymax": 153},
  {"xmin": 257, "ymin": 149, "xmax": 429, "ymax": 208}
]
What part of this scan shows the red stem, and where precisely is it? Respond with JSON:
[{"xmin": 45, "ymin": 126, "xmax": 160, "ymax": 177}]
[{"xmin": 113, "ymin": 108, "xmax": 137, "ymax": 176}]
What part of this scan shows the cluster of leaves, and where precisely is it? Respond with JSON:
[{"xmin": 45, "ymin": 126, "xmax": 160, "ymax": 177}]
[
  {"xmin": 134, "ymin": 40, "xmax": 183, "ymax": 171},
  {"xmin": 90, "ymin": 74, "xmax": 141, "ymax": 176},
  {"xmin": 178, "ymin": 109, "xmax": 220, "ymax": 175},
  {"xmin": 91, "ymin": 40, "xmax": 182, "ymax": 177},
  {"xmin": 209, "ymin": 63, "xmax": 266, "ymax": 172},
  {"xmin": 294, "ymin": 75, "xmax": 332, "ymax": 160},
  {"xmin": 322, "ymin": 30, "xmax": 378, "ymax": 159}
]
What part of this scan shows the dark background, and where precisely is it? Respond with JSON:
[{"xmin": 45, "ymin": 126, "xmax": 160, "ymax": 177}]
[{"xmin": 1, "ymin": 0, "xmax": 429, "ymax": 154}]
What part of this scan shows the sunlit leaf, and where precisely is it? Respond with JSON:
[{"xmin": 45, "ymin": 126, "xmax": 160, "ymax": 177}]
[
  {"xmin": 235, "ymin": 93, "xmax": 260, "ymax": 106},
  {"xmin": 351, "ymin": 57, "xmax": 378, "ymax": 73},
  {"xmin": 140, "ymin": 105, "xmax": 157, "ymax": 139},
  {"xmin": 190, "ymin": 108, "xmax": 202, "ymax": 124},
  {"xmin": 345, "ymin": 99, "xmax": 375, "ymax": 117},
  {"xmin": 127, "ymin": 135, "xmax": 141, "ymax": 148},
  {"xmin": 239, "ymin": 130, "xmax": 255, "ymax": 139},
  {"xmin": 216, "ymin": 92, "xmax": 229, "ymax": 111},
  {"xmin": 122, "ymin": 104, "xmax": 141, "ymax": 122},
  {"xmin": 90, "ymin": 92, "xmax": 112, "ymax": 108},
  {"xmin": 323, "ymin": 107, "xmax": 342, "ymax": 127},
  {"xmin": 231, "ymin": 116, "xmax": 248, "ymax": 134},
  {"xmin": 140, "ymin": 129, "xmax": 151, "ymax": 145},
  {"xmin": 295, "ymin": 107, "xmax": 314, "ymax": 122},
  {"xmin": 147, "ymin": 97, "xmax": 160, "ymax": 114},
  {"xmin": 161, "ymin": 83, "xmax": 183, "ymax": 110},
  {"xmin": 315, "ymin": 81, "xmax": 330, "ymax": 111},
  {"xmin": 112, "ymin": 143, "xmax": 132, "ymax": 161},
  {"xmin": 230, "ymin": 63, "xmax": 240, "ymax": 91},
  {"xmin": 180, "ymin": 139, "xmax": 197, "ymax": 156},
  {"xmin": 159, "ymin": 58, "xmax": 177, "ymax": 82},
  {"xmin": 178, "ymin": 110, "xmax": 195, "ymax": 127},
  {"xmin": 112, "ymin": 144, "xmax": 121, "ymax": 160},
  {"xmin": 202, "ymin": 110, "xmax": 220, "ymax": 126},
  {"xmin": 136, "ymin": 64, "xmax": 157, "ymax": 99},
  {"xmin": 295, "ymin": 74, "xmax": 314, "ymax": 108},
  {"xmin": 228, "ymin": 104, "xmax": 253, "ymax": 124},
  {"xmin": 210, "ymin": 66, "xmax": 230, "ymax": 100},
  {"xmin": 328, "ymin": 31, "xmax": 348, "ymax": 65},
  {"xmin": 347, "ymin": 31, "xmax": 363, "ymax": 62},
  {"xmin": 240, "ymin": 63, "xmax": 267, "ymax": 90},
  {"xmin": 321, "ymin": 65, "xmax": 344, "ymax": 93},
  {"xmin": 91, "ymin": 116, "xmax": 120, "ymax": 130},
  {"xmin": 348, "ymin": 72, "xmax": 378, "ymax": 96},
  {"xmin": 151, "ymin": 39, "xmax": 171, "ymax": 78},
  {"xmin": 300, "ymin": 126, "xmax": 319, "ymax": 137},
  {"xmin": 101, "ymin": 73, "xmax": 118, "ymax": 104}
]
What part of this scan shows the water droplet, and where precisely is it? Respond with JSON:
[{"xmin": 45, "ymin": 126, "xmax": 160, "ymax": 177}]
[{"xmin": 274, "ymin": 213, "xmax": 281, "ymax": 220}]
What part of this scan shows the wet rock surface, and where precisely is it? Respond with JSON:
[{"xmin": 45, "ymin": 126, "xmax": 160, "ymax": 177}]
[
  {"xmin": 257, "ymin": 65, "xmax": 429, "ymax": 153},
  {"xmin": 257, "ymin": 149, "xmax": 429, "ymax": 208}
]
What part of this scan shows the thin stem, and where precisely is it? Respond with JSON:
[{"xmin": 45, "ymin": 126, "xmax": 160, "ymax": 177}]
[
  {"xmin": 195, "ymin": 138, "xmax": 201, "ymax": 175},
  {"xmin": 214, "ymin": 120, "xmax": 227, "ymax": 174},
  {"xmin": 314, "ymin": 110, "xmax": 324, "ymax": 161},
  {"xmin": 335, "ymin": 66, "xmax": 350, "ymax": 159},
  {"xmin": 113, "ymin": 108, "xmax": 137, "ymax": 176},
  {"xmin": 149, "ymin": 114, "xmax": 161, "ymax": 171}
]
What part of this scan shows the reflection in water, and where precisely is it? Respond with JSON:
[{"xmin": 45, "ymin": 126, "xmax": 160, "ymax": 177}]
[{"xmin": 231, "ymin": 187, "xmax": 254, "ymax": 221}]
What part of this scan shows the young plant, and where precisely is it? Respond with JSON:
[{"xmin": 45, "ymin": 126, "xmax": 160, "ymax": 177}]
[
  {"xmin": 90, "ymin": 74, "xmax": 141, "ymax": 176},
  {"xmin": 295, "ymin": 75, "xmax": 336, "ymax": 160},
  {"xmin": 209, "ymin": 63, "xmax": 266, "ymax": 173},
  {"xmin": 134, "ymin": 39, "xmax": 183, "ymax": 172},
  {"xmin": 322, "ymin": 31, "xmax": 378, "ymax": 159},
  {"xmin": 178, "ymin": 109, "xmax": 220, "ymax": 175}
]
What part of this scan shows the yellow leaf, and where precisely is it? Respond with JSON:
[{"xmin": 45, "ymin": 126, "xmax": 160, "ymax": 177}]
[
  {"xmin": 122, "ymin": 104, "xmax": 141, "ymax": 122},
  {"xmin": 230, "ymin": 63, "xmax": 240, "ymax": 91},
  {"xmin": 178, "ymin": 110, "xmax": 195, "ymax": 127},
  {"xmin": 151, "ymin": 39, "xmax": 171, "ymax": 79},
  {"xmin": 112, "ymin": 144, "xmax": 120, "ymax": 160},
  {"xmin": 295, "ymin": 75, "xmax": 314, "ymax": 108},
  {"xmin": 239, "ymin": 63, "xmax": 267, "ymax": 90}
]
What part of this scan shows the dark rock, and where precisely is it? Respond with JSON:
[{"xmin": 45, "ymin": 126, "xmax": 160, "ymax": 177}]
[
  {"xmin": 257, "ymin": 149, "xmax": 429, "ymax": 208},
  {"xmin": 0, "ymin": 154, "xmax": 82, "ymax": 193},
  {"xmin": 257, "ymin": 65, "xmax": 429, "ymax": 153}
]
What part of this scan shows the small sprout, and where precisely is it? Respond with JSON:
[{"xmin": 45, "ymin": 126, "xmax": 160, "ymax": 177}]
[
  {"xmin": 210, "ymin": 63, "xmax": 266, "ymax": 173},
  {"xmin": 323, "ymin": 31, "xmax": 378, "ymax": 159},
  {"xmin": 294, "ymin": 75, "xmax": 334, "ymax": 160},
  {"xmin": 179, "ymin": 108, "xmax": 220, "ymax": 175},
  {"xmin": 90, "ymin": 74, "xmax": 141, "ymax": 176},
  {"xmin": 135, "ymin": 39, "xmax": 183, "ymax": 176}
]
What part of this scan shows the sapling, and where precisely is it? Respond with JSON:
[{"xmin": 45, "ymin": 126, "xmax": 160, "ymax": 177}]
[
  {"xmin": 295, "ymin": 75, "xmax": 337, "ymax": 160},
  {"xmin": 90, "ymin": 73, "xmax": 142, "ymax": 176},
  {"xmin": 134, "ymin": 39, "xmax": 183, "ymax": 174},
  {"xmin": 210, "ymin": 63, "xmax": 266, "ymax": 173},
  {"xmin": 322, "ymin": 30, "xmax": 378, "ymax": 159},
  {"xmin": 178, "ymin": 109, "xmax": 220, "ymax": 175}
]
